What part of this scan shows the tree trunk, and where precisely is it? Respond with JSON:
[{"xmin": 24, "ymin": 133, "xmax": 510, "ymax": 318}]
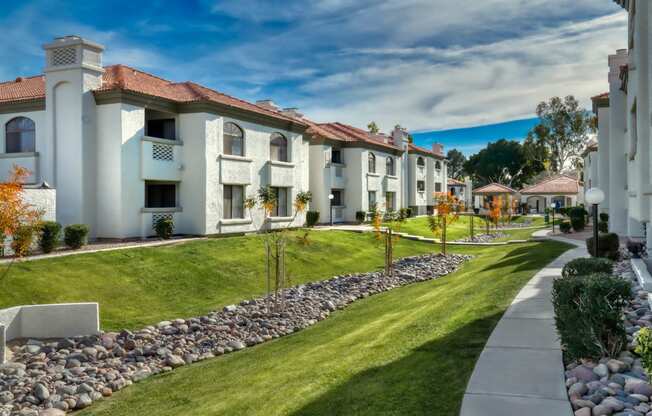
[{"xmin": 442, "ymin": 220, "xmax": 447, "ymax": 255}]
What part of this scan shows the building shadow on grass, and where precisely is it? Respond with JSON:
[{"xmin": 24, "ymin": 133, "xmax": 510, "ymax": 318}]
[
  {"xmin": 289, "ymin": 312, "xmax": 503, "ymax": 416},
  {"xmin": 479, "ymin": 244, "xmax": 558, "ymax": 274}
]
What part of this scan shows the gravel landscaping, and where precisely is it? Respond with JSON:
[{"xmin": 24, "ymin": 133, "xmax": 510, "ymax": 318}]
[
  {"xmin": 565, "ymin": 256, "xmax": 652, "ymax": 416},
  {"xmin": 455, "ymin": 233, "xmax": 509, "ymax": 243},
  {"xmin": 0, "ymin": 253, "xmax": 469, "ymax": 415}
]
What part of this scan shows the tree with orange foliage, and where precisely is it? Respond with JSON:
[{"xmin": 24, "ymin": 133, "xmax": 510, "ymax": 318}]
[
  {"xmin": 428, "ymin": 192, "xmax": 464, "ymax": 254},
  {"xmin": 487, "ymin": 195, "xmax": 503, "ymax": 232},
  {"xmin": 0, "ymin": 165, "xmax": 43, "ymax": 279}
]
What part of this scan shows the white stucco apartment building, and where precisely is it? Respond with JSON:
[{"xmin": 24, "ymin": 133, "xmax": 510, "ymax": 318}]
[
  {"xmin": 406, "ymin": 142, "xmax": 447, "ymax": 215},
  {"xmin": 0, "ymin": 36, "xmax": 310, "ymax": 239},
  {"xmin": 587, "ymin": 0, "xmax": 651, "ymax": 246}
]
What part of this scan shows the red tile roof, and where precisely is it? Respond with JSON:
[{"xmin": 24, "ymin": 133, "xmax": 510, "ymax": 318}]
[
  {"xmin": 473, "ymin": 183, "xmax": 517, "ymax": 194},
  {"xmin": 591, "ymin": 92, "xmax": 609, "ymax": 100},
  {"xmin": 0, "ymin": 64, "xmax": 304, "ymax": 126},
  {"xmin": 447, "ymin": 178, "xmax": 465, "ymax": 186},
  {"xmin": 520, "ymin": 175, "xmax": 581, "ymax": 195},
  {"xmin": 408, "ymin": 142, "xmax": 445, "ymax": 158},
  {"xmin": 305, "ymin": 120, "xmax": 403, "ymax": 151}
]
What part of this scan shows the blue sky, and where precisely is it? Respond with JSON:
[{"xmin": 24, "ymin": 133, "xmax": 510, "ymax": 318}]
[{"xmin": 0, "ymin": 0, "xmax": 627, "ymax": 154}]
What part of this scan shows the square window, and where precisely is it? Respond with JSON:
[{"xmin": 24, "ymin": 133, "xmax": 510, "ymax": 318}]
[
  {"xmin": 145, "ymin": 182, "xmax": 177, "ymax": 208},
  {"xmin": 435, "ymin": 183, "xmax": 442, "ymax": 192},
  {"xmin": 331, "ymin": 189, "xmax": 343, "ymax": 206}
]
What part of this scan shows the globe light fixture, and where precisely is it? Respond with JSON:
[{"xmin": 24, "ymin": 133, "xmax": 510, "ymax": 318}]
[{"xmin": 585, "ymin": 188, "xmax": 605, "ymax": 257}]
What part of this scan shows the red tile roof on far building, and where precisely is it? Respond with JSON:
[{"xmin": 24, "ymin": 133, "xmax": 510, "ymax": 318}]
[
  {"xmin": 407, "ymin": 142, "xmax": 445, "ymax": 159},
  {"xmin": 304, "ymin": 120, "xmax": 403, "ymax": 151},
  {"xmin": 520, "ymin": 174, "xmax": 581, "ymax": 195},
  {"xmin": 448, "ymin": 178, "xmax": 465, "ymax": 186},
  {"xmin": 473, "ymin": 183, "xmax": 518, "ymax": 194},
  {"xmin": 0, "ymin": 64, "xmax": 305, "ymax": 126}
]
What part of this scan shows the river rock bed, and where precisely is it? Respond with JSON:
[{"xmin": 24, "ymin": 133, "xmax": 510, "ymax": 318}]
[
  {"xmin": 565, "ymin": 258, "xmax": 652, "ymax": 416},
  {"xmin": 0, "ymin": 253, "xmax": 469, "ymax": 415},
  {"xmin": 456, "ymin": 232, "xmax": 508, "ymax": 243}
]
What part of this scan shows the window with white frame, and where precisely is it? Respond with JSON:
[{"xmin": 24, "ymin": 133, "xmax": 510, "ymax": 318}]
[
  {"xmin": 272, "ymin": 187, "xmax": 289, "ymax": 217},
  {"xmin": 270, "ymin": 133, "xmax": 289, "ymax": 162},
  {"xmin": 223, "ymin": 185, "xmax": 245, "ymax": 219},
  {"xmin": 224, "ymin": 122, "xmax": 244, "ymax": 156},
  {"xmin": 368, "ymin": 152, "xmax": 376, "ymax": 173},
  {"xmin": 435, "ymin": 182, "xmax": 442, "ymax": 192},
  {"xmin": 435, "ymin": 161, "xmax": 442, "ymax": 171},
  {"xmin": 386, "ymin": 157, "xmax": 395, "ymax": 176},
  {"xmin": 417, "ymin": 180, "xmax": 425, "ymax": 192},
  {"xmin": 417, "ymin": 157, "xmax": 425, "ymax": 167},
  {"xmin": 5, "ymin": 117, "xmax": 35, "ymax": 153}
]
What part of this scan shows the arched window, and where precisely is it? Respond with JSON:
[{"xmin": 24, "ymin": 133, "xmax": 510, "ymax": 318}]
[
  {"xmin": 270, "ymin": 133, "xmax": 288, "ymax": 162},
  {"xmin": 416, "ymin": 157, "xmax": 425, "ymax": 167},
  {"xmin": 368, "ymin": 152, "xmax": 376, "ymax": 173},
  {"xmin": 386, "ymin": 157, "xmax": 395, "ymax": 176},
  {"xmin": 435, "ymin": 160, "xmax": 442, "ymax": 171},
  {"xmin": 5, "ymin": 117, "xmax": 35, "ymax": 153},
  {"xmin": 223, "ymin": 122, "xmax": 244, "ymax": 156}
]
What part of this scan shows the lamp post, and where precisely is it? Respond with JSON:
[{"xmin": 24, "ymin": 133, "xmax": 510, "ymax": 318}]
[
  {"xmin": 328, "ymin": 193, "xmax": 335, "ymax": 226},
  {"xmin": 550, "ymin": 202, "xmax": 556, "ymax": 233},
  {"xmin": 585, "ymin": 188, "xmax": 605, "ymax": 257}
]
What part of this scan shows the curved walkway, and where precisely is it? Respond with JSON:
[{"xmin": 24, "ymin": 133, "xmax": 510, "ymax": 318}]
[{"xmin": 459, "ymin": 232, "xmax": 585, "ymax": 416}]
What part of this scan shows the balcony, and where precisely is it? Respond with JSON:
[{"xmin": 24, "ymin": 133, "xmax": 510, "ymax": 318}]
[
  {"xmin": 0, "ymin": 152, "xmax": 39, "ymax": 183},
  {"xmin": 141, "ymin": 137, "xmax": 183, "ymax": 181},
  {"xmin": 384, "ymin": 175, "xmax": 400, "ymax": 192},
  {"xmin": 330, "ymin": 163, "xmax": 347, "ymax": 188},
  {"xmin": 366, "ymin": 173, "xmax": 380, "ymax": 191},
  {"xmin": 219, "ymin": 154, "xmax": 253, "ymax": 185},
  {"xmin": 267, "ymin": 160, "xmax": 295, "ymax": 187}
]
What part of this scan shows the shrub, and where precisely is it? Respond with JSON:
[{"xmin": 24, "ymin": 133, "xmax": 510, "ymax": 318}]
[
  {"xmin": 398, "ymin": 208, "xmax": 410, "ymax": 221},
  {"xmin": 11, "ymin": 225, "xmax": 36, "ymax": 256},
  {"xmin": 306, "ymin": 211, "xmax": 320, "ymax": 227},
  {"xmin": 598, "ymin": 221, "xmax": 608, "ymax": 233},
  {"xmin": 552, "ymin": 273, "xmax": 631, "ymax": 360},
  {"xmin": 587, "ymin": 232, "xmax": 620, "ymax": 260},
  {"xmin": 64, "ymin": 224, "xmax": 89, "ymax": 249},
  {"xmin": 600, "ymin": 213, "xmax": 609, "ymax": 222},
  {"xmin": 627, "ymin": 240, "xmax": 646, "ymax": 258},
  {"xmin": 355, "ymin": 211, "xmax": 367, "ymax": 224},
  {"xmin": 405, "ymin": 207, "xmax": 412, "ymax": 218},
  {"xmin": 559, "ymin": 207, "xmax": 569, "ymax": 217},
  {"xmin": 561, "ymin": 257, "xmax": 614, "ymax": 278},
  {"xmin": 569, "ymin": 206, "xmax": 588, "ymax": 219},
  {"xmin": 571, "ymin": 216, "xmax": 585, "ymax": 232},
  {"xmin": 636, "ymin": 328, "xmax": 652, "ymax": 377},
  {"xmin": 559, "ymin": 222, "xmax": 572, "ymax": 233},
  {"xmin": 154, "ymin": 218, "xmax": 174, "ymax": 240},
  {"xmin": 39, "ymin": 221, "xmax": 62, "ymax": 253}
]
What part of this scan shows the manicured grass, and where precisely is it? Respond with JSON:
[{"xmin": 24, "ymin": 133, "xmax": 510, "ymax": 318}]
[
  {"xmin": 0, "ymin": 230, "xmax": 441, "ymax": 331},
  {"xmin": 80, "ymin": 240, "xmax": 571, "ymax": 416}
]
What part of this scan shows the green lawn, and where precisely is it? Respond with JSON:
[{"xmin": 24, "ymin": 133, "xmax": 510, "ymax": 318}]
[
  {"xmin": 79, "ymin": 240, "xmax": 571, "ymax": 416},
  {"xmin": 396, "ymin": 215, "xmax": 552, "ymax": 241},
  {"xmin": 0, "ymin": 230, "xmax": 444, "ymax": 330}
]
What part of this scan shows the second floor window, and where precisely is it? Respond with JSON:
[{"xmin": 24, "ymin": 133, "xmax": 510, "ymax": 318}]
[
  {"xmin": 270, "ymin": 133, "xmax": 288, "ymax": 162},
  {"xmin": 331, "ymin": 189, "xmax": 343, "ymax": 206},
  {"xmin": 224, "ymin": 122, "xmax": 244, "ymax": 156},
  {"xmin": 417, "ymin": 157, "xmax": 425, "ymax": 167},
  {"xmin": 368, "ymin": 152, "xmax": 376, "ymax": 173},
  {"xmin": 435, "ymin": 182, "xmax": 442, "ymax": 192},
  {"xmin": 6, "ymin": 117, "xmax": 35, "ymax": 153},
  {"xmin": 331, "ymin": 149, "xmax": 342, "ymax": 164},
  {"xmin": 147, "ymin": 118, "xmax": 176, "ymax": 140},
  {"xmin": 386, "ymin": 157, "xmax": 395, "ymax": 176},
  {"xmin": 417, "ymin": 180, "xmax": 425, "ymax": 192},
  {"xmin": 435, "ymin": 161, "xmax": 442, "ymax": 171}
]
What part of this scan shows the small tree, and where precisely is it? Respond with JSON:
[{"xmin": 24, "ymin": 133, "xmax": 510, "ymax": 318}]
[
  {"xmin": 245, "ymin": 187, "xmax": 312, "ymax": 312},
  {"xmin": 372, "ymin": 203, "xmax": 404, "ymax": 277},
  {"xmin": 428, "ymin": 193, "xmax": 464, "ymax": 254},
  {"xmin": 367, "ymin": 121, "xmax": 380, "ymax": 134},
  {"xmin": 487, "ymin": 196, "xmax": 503, "ymax": 232},
  {"xmin": 0, "ymin": 166, "xmax": 43, "ymax": 278}
]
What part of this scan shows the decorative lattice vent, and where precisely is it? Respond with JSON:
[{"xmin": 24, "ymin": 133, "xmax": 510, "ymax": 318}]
[
  {"xmin": 152, "ymin": 213, "xmax": 174, "ymax": 229},
  {"xmin": 152, "ymin": 143, "xmax": 174, "ymax": 161},
  {"xmin": 51, "ymin": 47, "xmax": 77, "ymax": 66}
]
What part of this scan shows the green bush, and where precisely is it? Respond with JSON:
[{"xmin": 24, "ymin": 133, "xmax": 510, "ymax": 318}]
[
  {"xmin": 306, "ymin": 211, "xmax": 320, "ymax": 227},
  {"xmin": 552, "ymin": 273, "xmax": 631, "ymax": 360},
  {"xmin": 599, "ymin": 213, "xmax": 609, "ymax": 222},
  {"xmin": 559, "ymin": 207, "xmax": 569, "ymax": 217},
  {"xmin": 355, "ymin": 211, "xmax": 367, "ymax": 224},
  {"xmin": 154, "ymin": 218, "xmax": 174, "ymax": 240},
  {"xmin": 635, "ymin": 328, "xmax": 652, "ymax": 377},
  {"xmin": 64, "ymin": 224, "xmax": 89, "ymax": 249},
  {"xmin": 39, "ymin": 221, "xmax": 62, "ymax": 253},
  {"xmin": 561, "ymin": 257, "xmax": 614, "ymax": 278},
  {"xmin": 587, "ymin": 232, "xmax": 620, "ymax": 260},
  {"xmin": 570, "ymin": 216, "xmax": 585, "ymax": 231},
  {"xmin": 569, "ymin": 206, "xmax": 588, "ymax": 219},
  {"xmin": 398, "ymin": 208, "xmax": 410, "ymax": 221},
  {"xmin": 559, "ymin": 222, "xmax": 571, "ymax": 233},
  {"xmin": 11, "ymin": 225, "xmax": 36, "ymax": 256},
  {"xmin": 598, "ymin": 221, "xmax": 608, "ymax": 233}
]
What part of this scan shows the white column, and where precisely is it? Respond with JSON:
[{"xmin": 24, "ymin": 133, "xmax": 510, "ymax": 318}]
[{"xmin": 608, "ymin": 50, "xmax": 629, "ymax": 236}]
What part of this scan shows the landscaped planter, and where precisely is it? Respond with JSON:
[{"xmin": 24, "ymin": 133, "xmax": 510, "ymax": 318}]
[{"xmin": 0, "ymin": 253, "xmax": 469, "ymax": 415}]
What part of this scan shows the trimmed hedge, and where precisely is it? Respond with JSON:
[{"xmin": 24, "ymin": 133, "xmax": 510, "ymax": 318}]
[
  {"xmin": 306, "ymin": 211, "xmax": 320, "ymax": 227},
  {"xmin": 561, "ymin": 257, "xmax": 614, "ymax": 278},
  {"xmin": 599, "ymin": 213, "xmax": 609, "ymax": 222},
  {"xmin": 64, "ymin": 224, "xmax": 89, "ymax": 249},
  {"xmin": 586, "ymin": 232, "xmax": 620, "ymax": 260},
  {"xmin": 552, "ymin": 273, "xmax": 631, "ymax": 360},
  {"xmin": 559, "ymin": 222, "xmax": 572, "ymax": 233},
  {"xmin": 598, "ymin": 221, "xmax": 608, "ymax": 233},
  {"xmin": 11, "ymin": 225, "xmax": 36, "ymax": 256},
  {"xmin": 39, "ymin": 221, "xmax": 62, "ymax": 253},
  {"xmin": 571, "ymin": 216, "xmax": 585, "ymax": 232},
  {"xmin": 355, "ymin": 211, "xmax": 367, "ymax": 224}
]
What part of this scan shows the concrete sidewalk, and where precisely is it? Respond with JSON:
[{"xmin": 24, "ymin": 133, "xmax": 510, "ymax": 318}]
[{"xmin": 459, "ymin": 235, "xmax": 586, "ymax": 416}]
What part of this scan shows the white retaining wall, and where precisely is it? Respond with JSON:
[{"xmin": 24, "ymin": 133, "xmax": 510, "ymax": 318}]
[{"xmin": 0, "ymin": 302, "xmax": 99, "ymax": 363}]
